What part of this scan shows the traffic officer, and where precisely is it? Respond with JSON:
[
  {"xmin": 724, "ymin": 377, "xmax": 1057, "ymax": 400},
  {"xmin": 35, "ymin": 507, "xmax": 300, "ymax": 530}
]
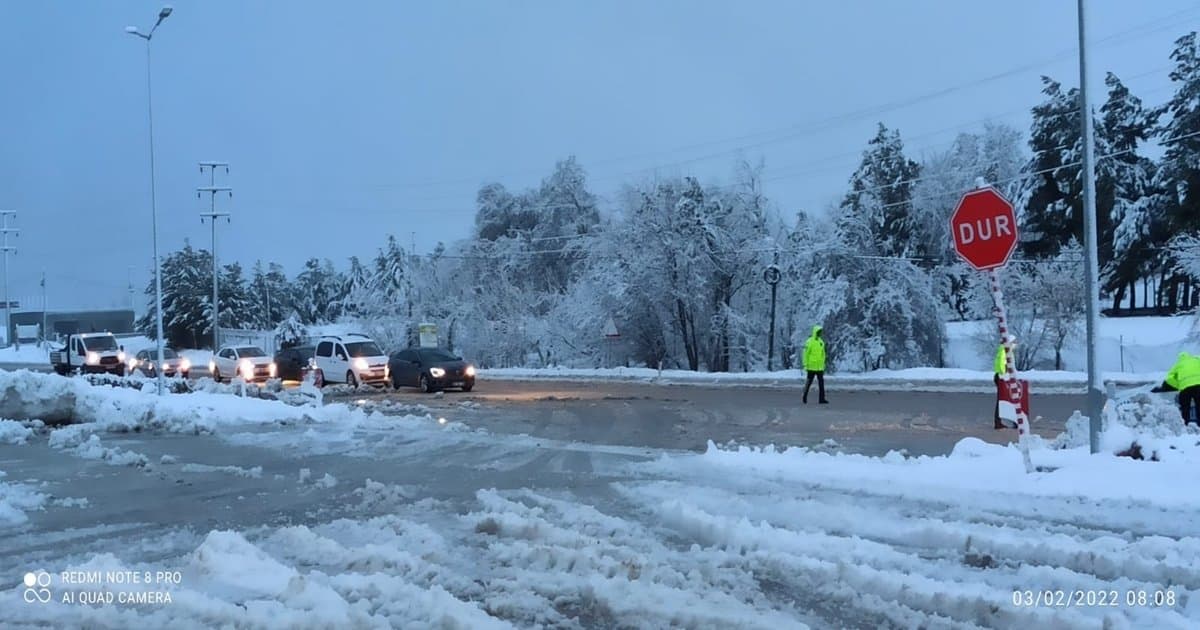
[
  {"xmin": 802, "ymin": 325, "xmax": 828, "ymax": 404},
  {"xmin": 993, "ymin": 335, "xmax": 1016, "ymax": 429},
  {"xmin": 1151, "ymin": 352, "xmax": 1200, "ymax": 426}
]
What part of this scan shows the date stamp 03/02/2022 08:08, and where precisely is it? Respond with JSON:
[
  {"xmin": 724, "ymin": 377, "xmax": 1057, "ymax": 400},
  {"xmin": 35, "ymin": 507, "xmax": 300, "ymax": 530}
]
[{"xmin": 1011, "ymin": 589, "xmax": 1178, "ymax": 609}]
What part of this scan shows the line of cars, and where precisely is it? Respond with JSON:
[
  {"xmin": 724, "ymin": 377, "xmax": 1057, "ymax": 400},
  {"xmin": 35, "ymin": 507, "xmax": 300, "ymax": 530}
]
[{"xmin": 120, "ymin": 332, "xmax": 476, "ymax": 394}]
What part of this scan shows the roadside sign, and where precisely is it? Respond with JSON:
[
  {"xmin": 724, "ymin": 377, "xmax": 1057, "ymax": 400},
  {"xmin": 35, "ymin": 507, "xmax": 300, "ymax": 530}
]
[
  {"xmin": 418, "ymin": 323, "xmax": 438, "ymax": 348},
  {"xmin": 603, "ymin": 316, "xmax": 619, "ymax": 338},
  {"xmin": 951, "ymin": 187, "xmax": 1018, "ymax": 271}
]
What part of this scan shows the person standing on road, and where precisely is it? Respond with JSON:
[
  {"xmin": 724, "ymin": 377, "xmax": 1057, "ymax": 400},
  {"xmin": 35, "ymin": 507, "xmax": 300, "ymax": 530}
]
[
  {"xmin": 802, "ymin": 325, "xmax": 828, "ymax": 404},
  {"xmin": 1151, "ymin": 352, "xmax": 1200, "ymax": 426},
  {"xmin": 993, "ymin": 335, "xmax": 1016, "ymax": 430}
]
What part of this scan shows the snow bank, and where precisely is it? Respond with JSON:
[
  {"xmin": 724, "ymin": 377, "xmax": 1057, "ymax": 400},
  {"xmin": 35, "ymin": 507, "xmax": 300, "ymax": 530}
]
[
  {"xmin": 0, "ymin": 419, "xmax": 33, "ymax": 444},
  {"xmin": 646, "ymin": 388, "xmax": 1200, "ymax": 509},
  {"xmin": 480, "ymin": 365, "xmax": 1159, "ymax": 392},
  {"xmin": 0, "ymin": 369, "xmax": 392, "ymax": 435},
  {"xmin": 0, "ymin": 470, "xmax": 48, "ymax": 529}
]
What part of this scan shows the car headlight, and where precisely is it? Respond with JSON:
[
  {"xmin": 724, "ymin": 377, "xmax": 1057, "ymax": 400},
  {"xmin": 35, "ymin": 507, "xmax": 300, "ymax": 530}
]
[
  {"xmin": 465, "ymin": 365, "xmax": 476, "ymax": 377},
  {"xmin": 180, "ymin": 358, "xmax": 191, "ymax": 371},
  {"xmin": 117, "ymin": 351, "xmax": 126, "ymax": 362},
  {"xmin": 429, "ymin": 367, "xmax": 445, "ymax": 378},
  {"xmin": 128, "ymin": 358, "xmax": 138, "ymax": 370},
  {"xmin": 353, "ymin": 358, "xmax": 369, "ymax": 371},
  {"xmin": 239, "ymin": 359, "xmax": 253, "ymax": 378},
  {"xmin": 86, "ymin": 351, "xmax": 99, "ymax": 366},
  {"xmin": 268, "ymin": 362, "xmax": 277, "ymax": 377},
  {"xmin": 208, "ymin": 360, "xmax": 216, "ymax": 374},
  {"xmin": 162, "ymin": 362, "xmax": 169, "ymax": 371}
]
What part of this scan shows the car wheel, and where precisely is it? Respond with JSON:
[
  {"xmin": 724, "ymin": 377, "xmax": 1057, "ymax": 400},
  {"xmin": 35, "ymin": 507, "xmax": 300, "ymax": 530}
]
[
  {"xmin": 419, "ymin": 374, "xmax": 432, "ymax": 393},
  {"xmin": 391, "ymin": 372, "xmax": 401, "ymax": 390},
  {"xmin": 182, "ymin": 370, "xmax": 189, "ymax": 380},
  {"xmin": 347, "ymin": 371, "xmax": 358, "ymax": 388},
  {"xmin": 212, "ymin": 367, "xmax": 221, "ymax": 383},
  {"xmin": 462, "ymin": 383, "xmax": 473, "ymax": 392}
]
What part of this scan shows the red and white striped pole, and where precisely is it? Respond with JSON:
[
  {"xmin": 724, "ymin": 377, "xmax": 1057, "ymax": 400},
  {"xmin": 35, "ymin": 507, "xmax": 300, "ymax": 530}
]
[{"xmin": 990, "ymin": 267, "xmax": 1034, "ymax": 473}]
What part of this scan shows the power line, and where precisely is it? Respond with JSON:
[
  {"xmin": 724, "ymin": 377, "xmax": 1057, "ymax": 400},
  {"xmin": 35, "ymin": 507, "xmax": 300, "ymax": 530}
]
[{"xmin": 357, "ymin": 10, "xmax": 1199, "ymax": 199}]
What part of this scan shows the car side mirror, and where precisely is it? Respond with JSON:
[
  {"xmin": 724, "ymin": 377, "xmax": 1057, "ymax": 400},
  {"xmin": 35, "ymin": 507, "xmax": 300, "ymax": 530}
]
[{"xmin": 119, "ymin": 345, "xmax": 125, "ymax": 351}]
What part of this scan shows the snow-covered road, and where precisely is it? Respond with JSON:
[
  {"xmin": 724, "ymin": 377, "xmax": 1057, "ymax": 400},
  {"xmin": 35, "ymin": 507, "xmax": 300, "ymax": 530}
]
[{"xmin": 1, "ymin": 372, "xmax": 1197, "ymax": 628}]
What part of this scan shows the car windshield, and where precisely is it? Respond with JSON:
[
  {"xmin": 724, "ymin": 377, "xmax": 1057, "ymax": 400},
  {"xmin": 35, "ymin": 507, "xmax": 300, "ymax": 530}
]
[
  {"xmin": 346, "ymin": 341, "xmax": 383, "ymax": 357},
  {"xmin": 237, "ymin": 347, "xmax": 265, "ymax": 358},
  {"xmin": 419, "ymin": 349, "xmax": 459, "ymax": 363},
  {"xmin": 81, "ymin": 336, "xmax": 117, "ymax": 351}
]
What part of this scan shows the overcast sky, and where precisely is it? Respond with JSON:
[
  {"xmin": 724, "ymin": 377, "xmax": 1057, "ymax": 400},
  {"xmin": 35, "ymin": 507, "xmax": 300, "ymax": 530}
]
[{"xmin": 1, "ymin": 0, "xmax": 1196, "ymax": 311}]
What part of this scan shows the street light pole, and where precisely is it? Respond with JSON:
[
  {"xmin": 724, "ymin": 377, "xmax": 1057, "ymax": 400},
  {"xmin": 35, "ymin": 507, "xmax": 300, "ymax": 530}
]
[
  {"xmin": 1077, "ymin": 0, "xmax": 1104, "ymax": 453},
  {"xmin": 763, "ymin": 263, "xmax": 781, "ymax": 371},
  {"xmin": 127, "ymin": 5, "xmax": 173, "ymax": 396}
]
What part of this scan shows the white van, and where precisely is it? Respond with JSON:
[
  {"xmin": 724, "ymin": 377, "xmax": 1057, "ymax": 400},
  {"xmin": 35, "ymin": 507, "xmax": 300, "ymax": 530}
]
[{"xmin": 314, "ymin": 334, "xmax": 389, "ymax": 387}]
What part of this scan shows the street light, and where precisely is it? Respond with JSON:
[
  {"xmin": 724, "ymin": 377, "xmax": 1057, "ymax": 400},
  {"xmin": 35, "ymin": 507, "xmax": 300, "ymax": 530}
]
[{"xmin": 126, "ymin": 6, "xmax": 173, "ymax": 396}]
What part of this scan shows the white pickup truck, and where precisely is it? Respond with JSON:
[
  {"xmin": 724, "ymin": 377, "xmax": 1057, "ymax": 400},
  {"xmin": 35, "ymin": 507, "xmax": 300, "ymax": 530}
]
[{"xmin": 50, "ymin": 333, "xmax": 127, "ymax": 376}]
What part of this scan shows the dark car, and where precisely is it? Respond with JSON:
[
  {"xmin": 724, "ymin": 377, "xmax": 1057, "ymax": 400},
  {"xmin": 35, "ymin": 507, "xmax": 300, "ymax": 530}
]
[
  {"xmin": 388, "ymin": 348, "xmax": 476, "ymax": 393},
  {"xmin": 273, "ymin": 345, "xmax": 319, "ymax": 382},
  {"xmin": 132, "ymin": 347, "xmax": 190, "ymax": 378}
]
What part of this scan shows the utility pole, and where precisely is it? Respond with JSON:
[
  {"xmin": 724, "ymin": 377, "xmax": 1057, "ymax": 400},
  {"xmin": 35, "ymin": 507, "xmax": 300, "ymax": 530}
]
[
  {"xmin": 263, "ymin": 279, "xmax": 271, "ymax": 331},
  {"xmin": 197, "ymin": 161, "xmax": 231, "ymax": 350},
  {"xmin": 0, "ymin": 211, "xmax": 18, "ymax": 350},
  {"xmin": 763, "ymin": 261, "xmax": 781, "ymax": 371},
  {"xmin": 127, "ymin": 266, "xmax": 136, "ymax": 309},
  {"xmin": 1077, "ymin": 0, "xmax": 1104, "ymax": 454},
  {"xmin": 408, "ymin": 231, "xmax": 415, "ymax": 319},
  {"xmin": 40, "ymin": 270, "xmax": 46, "ymax": 348}
]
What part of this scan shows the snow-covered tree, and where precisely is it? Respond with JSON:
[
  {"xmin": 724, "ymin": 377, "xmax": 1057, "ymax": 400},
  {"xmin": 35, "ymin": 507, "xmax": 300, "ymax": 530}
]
[
  {"xmin": 1098, "ymin": 72, "xmax": 1160, "ymax": 309},
  {"xmin": 912, "ymin": 122, "xmax": 1024, "ymax": 320},
  {"xmin": 273, "ymin": 312, "xmax": 308, "ymax": 350},
  {"xmin": 819, "ymin": 208, "xmax": 945, "ymax": 370},
  {"xmin": 137, "ymin": 242, "xmax": 214, "ymax": 348},
  {"xmin": 1155, "ymin": 32, "xmax": 1200, "ymax": 309},
  {"xmin": 340, "ymin": 255, "xmax": 372, "ymax": 317},
  {"xmin": 292, "ymin": 258, "xmax": 343, "ymax": 324},
  {"xmin": 248, "ymin": 260, "xmax": 291, "ymax": 329},
  {"xmin": 214, "ymin": 262, "xmax": 255, "ymax": 330},
  {"xmin": 841, "ymin": 123, "xmax": 924, "ymax": 258}
]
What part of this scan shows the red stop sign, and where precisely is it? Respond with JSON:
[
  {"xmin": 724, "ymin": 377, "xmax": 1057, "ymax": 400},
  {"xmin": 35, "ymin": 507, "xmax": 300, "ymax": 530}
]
[{"xmin": 951, "ymin": 187, "xmax": 1018, "ymax": 270}]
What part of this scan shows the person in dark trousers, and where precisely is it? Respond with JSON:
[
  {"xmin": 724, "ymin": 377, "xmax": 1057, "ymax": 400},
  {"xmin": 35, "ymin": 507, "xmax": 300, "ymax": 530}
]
[
  {"xmin": 802, "ymin": 325, "xmax": 828, "ymax": 404},
  {"xmin": 1151, "ymin": 352, "xmax": 1200, "ymax": 426},
  {"xmin": 993, "ymin": 335, "xmax": 1017, "ymax": 430}
]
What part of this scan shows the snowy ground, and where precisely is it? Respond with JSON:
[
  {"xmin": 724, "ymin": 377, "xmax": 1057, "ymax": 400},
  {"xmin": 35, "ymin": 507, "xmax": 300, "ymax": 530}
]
[
  {"xmin": 1, "ymin": 371, "xmax": 1198, "ymax": 628},
  {"xmin": 0, "ymin": 344, "xmax": 50, "ymax": 364}
]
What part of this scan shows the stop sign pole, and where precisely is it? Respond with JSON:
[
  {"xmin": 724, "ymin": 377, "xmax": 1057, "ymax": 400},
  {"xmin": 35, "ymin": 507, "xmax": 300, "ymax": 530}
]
[{"xmin": 951, "ymin": 186, "xmax": 1034, "ymax": 474}]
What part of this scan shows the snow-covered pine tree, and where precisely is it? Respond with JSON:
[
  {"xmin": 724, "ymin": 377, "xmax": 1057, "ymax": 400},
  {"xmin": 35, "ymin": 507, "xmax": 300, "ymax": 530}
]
[
  {"xmin": 1098, "ymin": 72, "xmax": 1160, "ymax": 310},
  {"xmin": 274, "ymin": 312, "xmax": 308, "ymax": 350},
  {"xmin": 370, "ymin": 235, "xmax": 407, "ymax": 311},
  {"xmin": 215, "ymin": 262, "xmax": 255, "ymax": 330},
  {"xmin": 340, "ymin": 255, "xmax": 371, "ymax": 317},
  {"xmin": 293, "ymin": 258, "xmax": 342, "ymax": 324},
  {"xmin": 248, "ymin": 260, "xmax": 291, "ymax": 330},
  {"xmin": 840, "ymin": 123, "xmax": 924, "ymax": 259},
  {"xmin": 1022, "ymin": 77, "xmax": 1083, "ymax": 258},
  {"xmin": 1155, "ymin": 32, "xmax": 1200, "ymax": 309},
  {"xmin": 137, "ymin": 242, "xmax": 213, "ymax": 348}
]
